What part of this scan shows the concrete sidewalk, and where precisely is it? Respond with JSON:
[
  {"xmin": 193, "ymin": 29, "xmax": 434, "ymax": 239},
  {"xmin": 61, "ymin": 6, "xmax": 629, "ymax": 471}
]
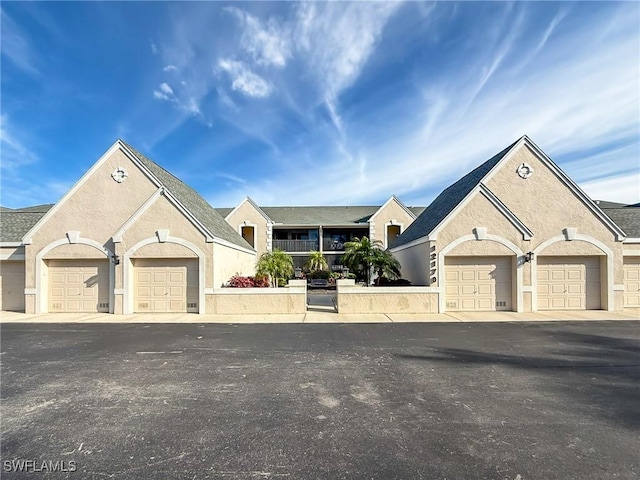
[{"xmin": 1, "ymin": 309, "xmax": 638, "ymax": 323}]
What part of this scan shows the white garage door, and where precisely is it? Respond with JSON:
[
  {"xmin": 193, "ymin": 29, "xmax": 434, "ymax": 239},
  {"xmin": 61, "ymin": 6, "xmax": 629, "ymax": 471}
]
[
  {"xmin": 445, "ymin": 257, "xmax": 512, "ymax": 311},
  {"xmin": 623, "ymin": 257, "xmax": 640, "ymax": 308},
  {"xmin": 1, "ymin": 261, "xmax": 25, "ymax": 311},
  {"xmin": 134, "ymin": 259, "xmax": 198, "ymax": 313},
  {"xmin": 49, "ymin": 260, "xmax": 109, "ymax": 312},
  {"xmin": 537, "ymin": 257, "xmax": 600, "ymax": 310}
]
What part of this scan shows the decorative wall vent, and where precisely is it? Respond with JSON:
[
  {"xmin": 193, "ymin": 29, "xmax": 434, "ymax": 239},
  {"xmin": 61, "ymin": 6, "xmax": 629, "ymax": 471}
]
[
  {"xmin": 187, "ymin": 302, "xmax": 198, "ymax": 309},
  {"xmin": 496, "ymin": 301, "xmax": 507, "ymax": 307},
  {"xmin": 98, "ymin": 303, "xmax": 109, "ymax": 309}
]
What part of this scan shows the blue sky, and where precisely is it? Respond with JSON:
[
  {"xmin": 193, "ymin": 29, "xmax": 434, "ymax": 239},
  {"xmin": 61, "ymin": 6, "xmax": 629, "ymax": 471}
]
[{"xmin": 1, "ymin": 1, "xmax": 638, "ymax": 209}]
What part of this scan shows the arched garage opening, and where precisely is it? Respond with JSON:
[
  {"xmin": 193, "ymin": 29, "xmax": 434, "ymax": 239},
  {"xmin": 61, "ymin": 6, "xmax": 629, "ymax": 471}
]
[
  {"xmin": 36, "ymin": 238, "xmax": 114, "ymax": 314},
  {"xmin": 532, "ymin": 235, "xmax": 613, "ymax": 311},
  {"xmin": 439, "ymin": 234, "xmax": 524, "ymax": 313},
  {"xmin": 123, "ymin": 236, "xmax": 205, "ymax": 314}
]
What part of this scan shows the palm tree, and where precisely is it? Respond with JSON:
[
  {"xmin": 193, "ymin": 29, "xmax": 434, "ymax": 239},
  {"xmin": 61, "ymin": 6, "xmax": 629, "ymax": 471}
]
[
  {"xmin": 372, "ymin": 249, "xmax": 401, "ymax": 285},
  {"xmin": 256, "ymin": 249, "xmax": 294, "ymax": 288},
  {"xmin": 341, "ymin": 237, "xmax": 384, "ymax": 285},
  {"xmin": 304, "ymin": 250, "xmax": 328, "ymax": 272}
]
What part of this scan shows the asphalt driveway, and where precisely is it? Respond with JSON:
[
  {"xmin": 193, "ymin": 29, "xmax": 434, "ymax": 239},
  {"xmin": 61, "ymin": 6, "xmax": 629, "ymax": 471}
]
[{"xmin": 1, "ymin": 321, "xmax": 639, "ymax": 479}]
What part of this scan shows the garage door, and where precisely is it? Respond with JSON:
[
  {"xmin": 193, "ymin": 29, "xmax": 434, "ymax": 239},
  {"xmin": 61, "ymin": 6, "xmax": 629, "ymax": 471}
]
[
  {"xmin": 49, "ymin": 260, "xmax": 109, "ymax": 312},
  {"xmin": 1, "ymin": 261, "xmax": 25, "ymax": 311},
  {"xmin": 537, "ymin": 257, "xmax": 600, "ymax": 310},
  {"xmin": 134, "ymin": 259, "xmax": 198, "ymax": 313},
  {"xmin": 623, "ymin": 257, "xmax": 640, "ymax": 307},
  {"xmin": 445, "ymin": 257, "xmax": 512, "ymax": 311}
]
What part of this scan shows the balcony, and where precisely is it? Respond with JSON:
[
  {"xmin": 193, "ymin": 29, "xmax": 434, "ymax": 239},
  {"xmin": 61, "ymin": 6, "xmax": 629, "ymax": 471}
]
[{"xmin": 272, "ymin": 239, "xmax": 319, "ymax": 252}]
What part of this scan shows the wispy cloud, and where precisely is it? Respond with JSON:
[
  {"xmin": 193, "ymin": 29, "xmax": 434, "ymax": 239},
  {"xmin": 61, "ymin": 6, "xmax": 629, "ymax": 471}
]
[
  {"xmin": 225, "ymin": 6, "xmax": 291, "ymax": 68},
  {"xmin": 163, "ymin": 64, "xmax": 178, "ymax": 72},
  {"xmin": 218, "ymin": 59, "xmax": 272, "ymax": 98},
  {"xmin": 0, "ymin": 115, "xmax": 38, "ymax": 171},
  {"xmin": 0, "ymin": 9, "xmax": 40, "ymax": 76}
]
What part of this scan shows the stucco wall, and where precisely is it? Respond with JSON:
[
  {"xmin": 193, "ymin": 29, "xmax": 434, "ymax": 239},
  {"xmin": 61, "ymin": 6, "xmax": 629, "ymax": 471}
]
[
  {"xmin": 212, "ymin": 242, "xmax": 257, "ymax": 288},
  {"xmin": 117, "ymin": 194, "xmax": 212, "ymax": 284},
  {"xmin": 225, "ymin": 201, "xmax": 270, "ymax": 257},
  {"xmin": 393, "ymin": 141, "xmax": 624, "ymax": 311},
  {"xmin": 370, "ymin": 199, "xmax": 417, "ymax": 248},
  {"xmin": 336, "ymin": 281, "xmax": 438, "ymax": 314},
  {"xmin": 206, "ymin": 282, "xmax": 306, "ymax": 314},
  {"xmin": 24, "ymin": 146, "xmax": 159, "ymax": 312},
  {"xmin": 43, "ymin": 243, "xmax": 108, "ymax": 259},
  {"xmin": 391, "ymin": 241, "xmax": 432, "ymax": 285}
]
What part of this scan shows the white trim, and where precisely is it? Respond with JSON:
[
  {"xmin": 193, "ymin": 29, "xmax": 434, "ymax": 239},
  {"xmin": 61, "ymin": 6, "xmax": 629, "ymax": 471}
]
[
  {"xmin": 204, "ymin": 287, "xmax": 215, "ymax": 294},
  {"xmin": 24, "ymin": 288, "xmax": 36, "ymax": 295},
  {"xmin": 123, "ymin": 235, "xmax": 206, "ymax": 315},
  {"xmin": 0, "ymin": 253, "xmax": 25, "ymax": 261},
  {"xmin": 114, "ymin": 288, "xmax": 124, "ymax": 295},
  {"xmin": 211, "ymin": 236, "xmax": 257, "ymax": 255},
  {"xmin": 509, "ymin": 138, "xmax": 625, "ymax": 240},
  {"xmin": 438, "ymin": 234, "xmax": 525, "ymax": 314},
  {"xmin": 623, "ymin": 238, "xmax": 640, "ymax": 243},
  {"xmin": 0, "ymin": 242, "xmax": 22, "ymax": 247},
  {"xmin": 623, "ymin": 250, "xmax": 640, "ymax": 256},
  {"xmin": 225, "ymin": 196, "xmax": 273, "ymax": 223},
  {"xmin": 478, "ymin": 184, "xmax": 534, "ymax": 240},
  {"xmin": 532, "ymin": 234, "xmax": 614, "ymax": 311},
  {"xmin": 396, "ymin": 136, "xmax": 625, "ymax": 248},
  {"xmin": 384, "ymin": 221, "xmax": 404, "ymax": 249},
  {"xmin": 22, "ymin": 141, "xmax": 162, "ymax": 244},
  {"xmin": 613, "ymin": 284, "xmax": 625, "ymax": 291},
  {"xmin": 369, "ymin": 195, "xmax": 417, "ymax": 222},
  {"xmin": 112, "ymin": 188, "xmax": 164, "ymax": 242},
  {"xmin": 35, "ymin": 237, "xmax": 115, "ymax": 314}
]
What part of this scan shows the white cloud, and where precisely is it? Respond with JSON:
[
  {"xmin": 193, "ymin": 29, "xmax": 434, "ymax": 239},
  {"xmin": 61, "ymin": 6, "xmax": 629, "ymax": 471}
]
[
  {"xmin": 225, "ymin": 6, "xmax": 291, "ymax": 68},
  {"xmin": 1, "ymin": 9, "xmax": 40, "ymax": 76},
  {"xmin": 163, "ymin": 64, "xmax": 178, "ymax": 72},
  {"xmin": 159, "ymin": 82, "xmax": 174, "ymax": 95},
  {"xmin": 218, "ymin": 59, "xmax": 272, "ymax": 98},
  {"xmin": 293, "ymin": 2, "xmax": 401, "ymax": 101},
  {"xmin": 0, "ymin": 115, "xmax": 38, "ymax": 171},
  {"xmin": 582, "ymin": 174, "xmax": 640, "ymax": 205}
]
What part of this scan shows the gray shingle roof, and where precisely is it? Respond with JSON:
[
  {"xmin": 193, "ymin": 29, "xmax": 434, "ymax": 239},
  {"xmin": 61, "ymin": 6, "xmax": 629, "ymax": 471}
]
[
  {"xmin": 215, "ymin": 208, "xmax": 233, "ymax": 218},
  {"xmin": 0, "ymin": 204, "xmax": 53, "ymax": 242},
  {"xmin": 392, "ymin": 138, "xmax": 520, "ymax": 248},
  {"xmin": 600, "ymin": 207, "xmax": 640, "ymax": 237},
  {"xmin": 121, "ymin": 142, "xmax": 253, "ymax": 250},
  {"xmin": 262, "ymin": 206, "xmax": 379, "ymax": 225}
]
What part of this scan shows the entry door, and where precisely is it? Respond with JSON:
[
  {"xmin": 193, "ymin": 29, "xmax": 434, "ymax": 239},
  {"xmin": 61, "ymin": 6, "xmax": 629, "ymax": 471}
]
[
  {"xmin": 623, "ymin": 257, "xmax": 640, "ymax": 307},
  {"xmin": 537, "ymin": 257, "xmax": 600, "ymax": 310},
  {"xmin": 134, "ymin": 259, "xmax": 198, "ymax": 313},
  {"xmin": 0, "ymin": 261, "xmax": 26, "ymax": 311},
  {"xmin": 445, "ymin": 257, "xmax": 512, "ymax": 311},
  {"xmin": 49, "ymin": 260, "xmax": 109, "ymax": 312}
]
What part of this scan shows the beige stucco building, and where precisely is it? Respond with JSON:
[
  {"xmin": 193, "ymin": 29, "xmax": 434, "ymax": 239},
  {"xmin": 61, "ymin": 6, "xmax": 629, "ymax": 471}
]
[
  {"xmin": 390, "ymin": 136, "xmax": 640, "ymax": 313},
  {"xmin": 1, "ymin": 135, "xmax": 638, "ymax": 315},
  {"xmin": 0, "ymin": 140, "xmax": 256, "ymax": 315},
  {"xmin": 220, "ymin": 195, "xmax": 423, "ymax": 270}
]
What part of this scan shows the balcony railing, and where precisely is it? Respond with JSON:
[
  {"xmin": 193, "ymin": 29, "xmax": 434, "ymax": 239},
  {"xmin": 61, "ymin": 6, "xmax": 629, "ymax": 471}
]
[{"xmin": 272, "ymin": 239, "xmax": 319, "ymax": 252}]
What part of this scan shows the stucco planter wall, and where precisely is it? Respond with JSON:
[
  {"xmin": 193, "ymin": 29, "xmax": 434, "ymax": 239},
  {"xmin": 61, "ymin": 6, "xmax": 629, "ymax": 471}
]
[
  {"xmin": 206, "ymin": 280, "xmax": 307, "ymax": 315},
  {"xmin": 336, "ymin": 280, "xmax": 439, "ymax": 314}
]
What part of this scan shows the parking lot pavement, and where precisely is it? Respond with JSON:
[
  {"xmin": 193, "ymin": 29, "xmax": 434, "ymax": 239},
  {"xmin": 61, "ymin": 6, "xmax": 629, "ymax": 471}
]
[{"xmin": 1, "ymin": 321, "xmax": 639, "ymax": 479}]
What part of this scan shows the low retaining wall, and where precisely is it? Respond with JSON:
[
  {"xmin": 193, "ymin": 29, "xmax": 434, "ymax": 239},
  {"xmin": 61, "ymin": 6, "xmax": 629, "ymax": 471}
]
[
  {"xmin": 336, "ymin": 279, "xmax": 439, "ymax": 314},
  {"xmin": 206, "ymin": 280, "xmax": 307, "ymax": 315}
]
